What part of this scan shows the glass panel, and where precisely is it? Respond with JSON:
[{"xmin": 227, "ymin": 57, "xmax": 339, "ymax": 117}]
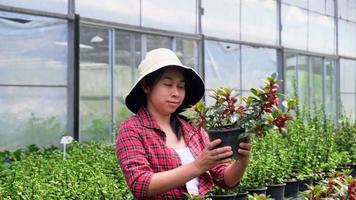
[
  {"xmin": 146, "ymin": 35, "xmax": 171, "ymax": 52},
  {"xmin": 310, "ymin": 57, "xmax": 323, "ymax": 112},
  {"xmin": 281, "ymin": 4, "xmax": 308, "ymax": 50},
  {"xmin": 308, "ymin": 13, "xmax": 335, "ymax": 54},
  {"xmin": 76, "ymin": 0, "xmax": 140, "ymax": 25},
  {"xmin": 284, "ymin": 53, "xmax": 297, "ymax": 98},
  {"xmin": 340, "ymin": 59, "xmax": 356, "ymax": 93},
  {"xmin": 324, "ymin": 59, "xmax": 336, "ymax": 117},
  {"xmin": 338, "ymin": 0, "xmax": 356, "ymax": 21},
  {"xmin": 204, "ymin": 40, "xmax": 241, "ymax": 90},
  {"xmin": 114, "ymin": 31, "xmax": 141, "ymax": 125},
  {"xmin": 0, "ymin": 0, "xmax": 67, "ymax": 14},
  {"xmin": 202, "ymin": 0, "xmax": 240, "ymax": 40},
  {"xmin": 204, "ymin": 90, "xmax": 215, "ymax": 107},
  {"xmin": 0, "ymin": 11, "xmax": 67, "ymax": 85},
  {"xmin": 348, "ymin": 0, "xmax": 356, "ymax": 22},
  {"xmin": 241, "ymin": 0, "xmax": 277, "ymax": 45},
  {"xmin": 0, "ymin": 87, "xmax": 67, "ymax": 151},
  {"xmin": 79, "ymin": 26, "xmax": 111, "ymax": 142},
  {"xmin": 297, "ymin": 55, "xmax": 309, "ymax": 109},
  {"xmin": 338, "ymin": 0, "xmax": 348, "ymax": 19},
  {"xmin": 340, "ymin": 93, "xmax": 355, "ymax": 120},
  {"xmin": 338, "ymin": 20, "xmax": 356, "ymax": 58},
  {"xmin": 141, "ymin": 0, "xmax": 196, "ymax": 33},
  {"xmin": 241, "ymin": 46, "xmax": 277, "ymax": 91},
  {"xmin": 309, "ymin": 0, "xmax": 325, "ymax": 14},
  {"xmin": 326, "ymin": 0, "xmax": 335, "ymax": 16},
  {"xmin": 281, "ymin": 0, "xmax": 308, "ymax": 9},
  {"xmin": 175, "ymin": 38, "xmax": 198, "ymax": 70}
]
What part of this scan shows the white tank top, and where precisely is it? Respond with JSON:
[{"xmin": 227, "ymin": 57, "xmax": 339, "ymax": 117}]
[{"xmin": 175, "ymin": 147, "xmax": 200, "ymax": 195}]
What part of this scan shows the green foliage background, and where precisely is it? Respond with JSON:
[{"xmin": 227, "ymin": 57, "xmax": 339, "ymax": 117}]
[{"xmin": 0, "ymin": 142, "xmax": 132, "ymax": 200}]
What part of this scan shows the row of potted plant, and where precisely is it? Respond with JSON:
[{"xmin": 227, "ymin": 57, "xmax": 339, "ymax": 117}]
[{"xmin": 203, "ymin": 112, "xmax": 355, "ymax": 199}]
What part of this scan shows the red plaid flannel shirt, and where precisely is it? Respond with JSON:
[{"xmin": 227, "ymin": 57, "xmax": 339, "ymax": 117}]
[{"xmin": 116, "ymin": 106, "xmax": 228, "ymax": 199}]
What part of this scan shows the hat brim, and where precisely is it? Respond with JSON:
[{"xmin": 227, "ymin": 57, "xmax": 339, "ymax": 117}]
[{"xmin": 125, "ymin": 65, "xmax": 205, "ymax": 114}]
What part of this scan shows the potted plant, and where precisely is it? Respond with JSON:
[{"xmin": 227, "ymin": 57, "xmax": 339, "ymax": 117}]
[
  {"xmin": 301, "ymin": 170, "xmax": 356, "ymax": 200},
  {"xmin": 210, "ymin": 186, "xmax": 238, "ymax": 200},
  {"xmin": 247, "ymin": 193, "xmax": 271, "ymax": 200},
  {"xmin": 184, "ymin": 73, "xmax": 296, "ymax": 158},
  {"xmin": 259, "ymin": 132, "xmax": 289, "ymax": 200}
]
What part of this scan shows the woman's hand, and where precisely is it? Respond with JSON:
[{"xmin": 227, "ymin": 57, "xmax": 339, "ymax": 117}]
[
  {"xmin": 192, "ymin": 139, "xmax": 233, "ymax": 174},
  {"xmin": 237, "ymin": 138, "xmax": 251, "ymax": 161},
  {"xmin": 223, "ymin": 138, "xmax": 251, "ymax": 187}
]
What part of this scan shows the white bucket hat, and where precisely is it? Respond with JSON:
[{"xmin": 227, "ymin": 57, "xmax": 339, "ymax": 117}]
[{"xmin": 125, "ymin": 48, "xmax": 205, "ymax": 113}]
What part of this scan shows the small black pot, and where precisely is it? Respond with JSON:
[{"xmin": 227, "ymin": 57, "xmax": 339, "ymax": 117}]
[
  {"xmin": 312, "ymin": 173, "xmax": 324, "ymax": 185},
  {"xmin": 335, "ymin": 165, "xmax": 351, "ymax": 171},
  {"xmin": 298, "ymin": 178, "xmax": 313, "ymax": 191},
  {"xmin": 321, "ymin": 170, "xmax": 330, "ymax": 179},
  {"xmin": 266, "ymin": 183, "xmax": 286, "ymax": 200},
  {"xmin": 208, "ymin": 127, "xmax": 247, "ymax": 159},
  {"xmin": 284, "ymin": 179, "xmax": 299, "ymax": 198},
  {"xmin": 235, "ymin": 191, "xmax": 248, "ymax": 200},
  {"xmin": 211, "ymin": 194, "xmax": 237, "ymax": 200},
  {"xmin": 247, "ymin": 187, "xmax": 267, "ymax": 196},
  {"xmin": 348, "ymin": 164, "xmax": 356, "ymax": 178}
]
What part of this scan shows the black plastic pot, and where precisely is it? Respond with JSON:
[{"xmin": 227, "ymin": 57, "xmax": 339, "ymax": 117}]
[
  {"xmin": 335, "ymin": 165, "xmax": 350, "ymax": 171},
  {"xmin": 235, "ymin": 191, "xmax": 248, "ymax": 200},
  {"xmin": 298, "ymin": 178, "xmax": 313, "ymax": 191},
  {"xmin": 208, "ymin": 127, "xmax": 247, "ymax": 159},
  {"xmin": 348, "ymin": 164, "xmax": 356, "ymax": 178},
  {"xmin": 313, "ymin": 173, "xmax": 324, "ymax": 185},
  {"xmin": 321, "ymin": 170, "xmax": 330, "ymax": 179},
  {"xmin": 284, "ymin": 179, "xmax": 299, "ymax": 198},
  {"xmin": 212, "ymin": 194, "xmax": 237, "ymax": 200},
  {"xmin": 266, "ymin": 183, "xmax": 286, "ymax": 200},
  {"xmin": 247, "ymin": 187, "xmax": 267, "ymax": 196}
]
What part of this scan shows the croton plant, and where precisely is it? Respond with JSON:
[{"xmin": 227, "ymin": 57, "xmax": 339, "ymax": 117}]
[{"xmin": 185, "ymin": 73, "xmax": 296, "ymax": 137}]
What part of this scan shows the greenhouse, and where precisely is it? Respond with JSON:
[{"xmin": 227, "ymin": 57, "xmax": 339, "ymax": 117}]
[{"xmin": 0, "ymin": 0, "xmax": 355, "ymax": 199}]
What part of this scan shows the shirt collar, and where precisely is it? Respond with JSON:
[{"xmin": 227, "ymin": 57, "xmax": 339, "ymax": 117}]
[
  {"xmin": 178, "ymin": 117, "xmax": 197, "ymax": 141},
  {"xmin": 136, "ymin": 106, "xmax": 162, "ymax": 131}
]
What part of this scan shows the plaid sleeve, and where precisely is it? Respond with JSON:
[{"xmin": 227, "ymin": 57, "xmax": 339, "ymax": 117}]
[
  {"xmin": 116, "ymin": 122, "xmax": 153, "ymax": 199},
  {"xmin": 201, "ymin": 129, "xmax": 229, "ymax": 188}
]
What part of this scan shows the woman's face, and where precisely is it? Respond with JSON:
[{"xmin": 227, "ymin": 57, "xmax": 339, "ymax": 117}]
[{"xmin": 145, "ymin": 67, "xmax": 186, "ymax": 117}]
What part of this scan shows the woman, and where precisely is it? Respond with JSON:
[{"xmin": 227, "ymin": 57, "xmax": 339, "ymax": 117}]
[{"xmin": 116, "ymin": 48, "xmax": 251, "ymax": 199}]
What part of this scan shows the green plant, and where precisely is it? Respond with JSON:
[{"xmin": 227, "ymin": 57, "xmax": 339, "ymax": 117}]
[
  {"xmin": 210, "ymin": 185, "xmax": 237, "ymax": 195},
  {"xmin": 0, "ymin": 142, "xmax": 133, "ymax": 199},
  {"xmin": 247, "ymin": 193, "xmax": 271, "ymax": 200},
  {"xmin": 335, "ymin": 116, "xmax": 356, "ymax": 164},
  {"xmin": 259, "ymin": 132, "xmax": 290, "ymax": 185},
  {"xmin": 301, "ymin": 171, "xmax": 356, "ymax": 200},
  {"xmin": 185, "ymin": 73, "xmax": 296, "ymax": 136},
  {"xmin": 184, "ymin": 193, "xmax": 211, "ymax": 200},
  {"xmin": 240, "ymin": 138, "xmax": 269, "ymax": 189}
]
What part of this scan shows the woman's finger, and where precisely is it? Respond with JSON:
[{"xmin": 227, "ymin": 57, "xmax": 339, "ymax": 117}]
[
  {"xmin": 218, "ymin": 151, "xmax": 233, "ymax": 160},
  {"xmin": 211, "ymin": 146, "xmax": 232, "ymax": 156},
  {"xmin": 239, "ymin": 142, "xmax": 251, "ymax": 150},
  {"xmin": 206, "ymin": 139, "xmax": 222, "ymax": 150},
  {"xmin": 238, "ymin": 148, "xmax": 250, "ymax": 156}
]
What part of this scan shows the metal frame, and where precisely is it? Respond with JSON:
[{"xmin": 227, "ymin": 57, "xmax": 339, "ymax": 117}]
[
  {"xmin": 80, "ymin": 17, "xmax": 201, "ymax": 41},
  {"xmin": 67, "ymin": 14, "xmax": 79, "ymax": 140},
  {"xmin": 0, "ymin": 4, "xmax": 72, "ymax": 20},
  {"xmin": 109, "ymin": 29, "xmax": 115, "ymax": 143}
]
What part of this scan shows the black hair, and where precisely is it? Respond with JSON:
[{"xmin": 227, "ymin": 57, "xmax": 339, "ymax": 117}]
[{"xmin": 140, "ymin": 66, "xmax": 185, "ymax": 140}]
